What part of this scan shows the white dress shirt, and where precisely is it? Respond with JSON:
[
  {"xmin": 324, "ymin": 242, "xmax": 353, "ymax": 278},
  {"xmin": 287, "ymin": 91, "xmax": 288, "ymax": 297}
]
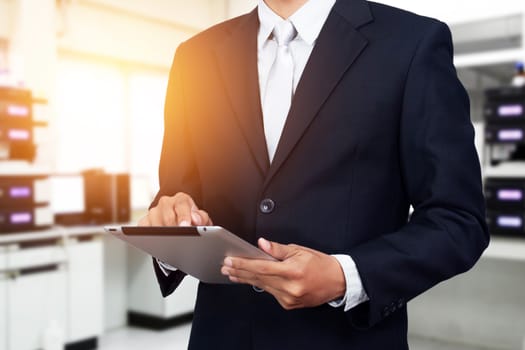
[
  {"xmin": 257, "ymin": 0, "xmax": 368, "ymax": 312},
  {"xmin": 158, "ymin": 0, "xmax": 369, "ymax": 312}
]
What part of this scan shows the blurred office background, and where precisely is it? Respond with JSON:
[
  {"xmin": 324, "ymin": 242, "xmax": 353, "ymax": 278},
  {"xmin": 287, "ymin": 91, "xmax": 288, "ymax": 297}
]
[{"xmin": 0, "ymin": 0, "xmax": 525, "ymax": 349}]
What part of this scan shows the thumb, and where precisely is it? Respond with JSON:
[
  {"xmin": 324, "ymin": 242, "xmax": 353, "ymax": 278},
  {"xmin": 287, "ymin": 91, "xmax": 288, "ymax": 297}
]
[{"xmin": 258, "ymin": 238, "xmax": 292, "ymax": 260}]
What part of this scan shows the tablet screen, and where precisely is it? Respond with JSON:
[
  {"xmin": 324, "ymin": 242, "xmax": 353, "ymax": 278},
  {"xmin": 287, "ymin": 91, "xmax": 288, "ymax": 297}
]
[{"xmin": 121, "ymin": 226, "xmax": 200, "ymax": 236}]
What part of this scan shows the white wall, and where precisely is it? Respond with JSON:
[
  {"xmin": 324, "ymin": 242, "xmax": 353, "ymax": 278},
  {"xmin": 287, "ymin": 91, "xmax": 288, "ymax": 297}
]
[
  {"xmin": 227, "ymin": 0, "xmax": 257, "ymax": 18},
  {"xmin": 81, "ymin": 0, "xmax": 219, "ymax": 30},
  {"xmin": 54, "ymin": 0, "xmax": 264, "ymax": 70},
  {"xmin": 57, "ymin": 4, "xmax": 183, "ymax": 68},
  {"xmin": 374, "ymin": 0, "xmax": 525, "ymax": 24},
  {"xmin": 224, "ymin": 1, "xmax": 525, "ymax": 25},
  {"xmin": 7, "ymin": 0, "xmax": 56, "ymax": 97},
  {"xmin": 0, "ymin": 0, "xmax": 237, "ymax": 71},
  {"xmin": 8, "ymin": 0, "xmax": 524, "ymax": 72},
  {"xmin": 0, "ymin": 0, "xmax": 9, "ymax": 39},
  {"xmin": 56, "ymin": 0, "xmax": 221, "ymax": 69},
  {"xmin": 3, "ymin": 0, "xmax": 216, "ymax": 88}
]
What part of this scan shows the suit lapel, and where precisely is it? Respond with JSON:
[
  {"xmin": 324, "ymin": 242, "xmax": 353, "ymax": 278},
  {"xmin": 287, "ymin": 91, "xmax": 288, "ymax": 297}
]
[
  {"xmin": 263, "ymin": 0, "xmax": 373, "ymax": 188},
  {"xmin": 215, "ymin": 10, "xmax": 270, "ymax": 176}
]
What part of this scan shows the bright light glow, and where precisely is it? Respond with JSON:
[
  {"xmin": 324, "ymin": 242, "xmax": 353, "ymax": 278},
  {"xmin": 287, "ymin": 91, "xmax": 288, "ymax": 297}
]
[
  {"xmin": 497, "ymin": 189, "xmax": 523, "ymax": 201},
  {"xmin": 498, "ymin": 129, "xmax": 523, "ymax": 141},
  {"xmin": 7, "ymin": 104, "xmax": 30, "ymax": 117},
  {"xmin": 498, "ymin": 105, "xmax": 523, "ymax": 117},
  {"xmin": 10, "ymin": 212, "xmax": 32, "ymax": 224},
  {"xmin": 497, "ymin": 216, "xmax": 523, "ymax": 228},
  {"xmin": 56, "ymin": 59, "xmax": 126, "ymax": 173},
  {"xmin": 8, "ymin": 128, "xmax": 30, "ymax": 140},
  {"xmin": 50, "ymin": 176, "xmax": 85, "ymax": 214},
  {"xmin": 129, "ymin": 73, "xmax": 168, "ymax": 207},
  {"xmin": 9, "ymin": 186, "xmax": 31, "ymax": 198},
  {"xmin": 55, "ymin": 58, "xmax": 169, "ymax": 209}
]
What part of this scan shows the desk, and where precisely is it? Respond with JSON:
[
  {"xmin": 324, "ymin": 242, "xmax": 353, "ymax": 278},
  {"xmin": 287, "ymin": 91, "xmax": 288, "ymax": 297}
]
[
  {"xmin": 409, "ymin": 236, "xmax": 525, "ymax": 350},
  {"xmin": 0, "ymin": 226, "xmax": 104, "ymax": 350},
  {"xmin": 483, "ymin": 236, "xmax": 525, "ymax": 262},
  {"xmin": 484, "ymin": 237, "xmax": 525, "ymax": 350},
  {"xmin": 0, "ymin": 225, "xmax": 105, "ymax": 246}
]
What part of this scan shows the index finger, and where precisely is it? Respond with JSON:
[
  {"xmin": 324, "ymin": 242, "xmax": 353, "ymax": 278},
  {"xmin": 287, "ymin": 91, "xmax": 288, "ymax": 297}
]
[
  {"xmin": 172, "ymin": 194, "xmax": 197, "ymax": 226},
  {"xmin": 137, "ymin": 215, "xmax": 151, "ymax": 226}
]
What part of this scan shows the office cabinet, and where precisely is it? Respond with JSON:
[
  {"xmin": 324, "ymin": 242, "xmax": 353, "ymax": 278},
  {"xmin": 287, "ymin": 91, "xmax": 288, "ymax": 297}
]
[
  {"xmin": 0, "ymin": 228, "xmax": 104, "ymax": 349},
  {"xmin": 7, "ymin": 266, "xmax": 67, "ymax": 350},
  {"xmin": 165, "ymin": 277, "xmax": 199, "ymax": 317},
  {"xmin": 65, "ymin": 238, "xmax": 103, "ymax": 342},
  {"xmin": 6, "ymin": 243, "xmax": 67, "ymax": 350},
  {"xmin": 0, "ymin": 227, "xmax": 104, "ymax": 350},
  {"xmin": 127, "ymin": 245, "xmax": 198, "ymax": 325},
  {"xmin": 0, "ymin": 276, "xmax": 6, "ymax": 350},
  {"xmin": 0, "ymin": 248, "xmax": 7, "ymax": 350},
  {"xmin": 103, "ymin": 234, "xmax": 127, "ymax": 330}
]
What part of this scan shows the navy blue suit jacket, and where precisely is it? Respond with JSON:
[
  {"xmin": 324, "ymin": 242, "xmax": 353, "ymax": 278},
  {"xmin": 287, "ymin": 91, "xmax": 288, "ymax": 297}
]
[{"xmin": 151, "ymin": 0, "xmax": 489, "ymax": 349}]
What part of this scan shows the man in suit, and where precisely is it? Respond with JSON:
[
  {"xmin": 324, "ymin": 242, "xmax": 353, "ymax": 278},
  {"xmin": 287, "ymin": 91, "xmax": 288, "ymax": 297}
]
[{"xmin": 138, "ymin": 0, "xmax": 489, "ymax": 349}]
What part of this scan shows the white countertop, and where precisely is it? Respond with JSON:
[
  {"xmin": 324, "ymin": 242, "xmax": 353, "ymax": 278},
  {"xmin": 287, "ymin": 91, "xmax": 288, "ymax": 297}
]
[
  {"xmin": 0, "ymin": 225, "xmax": 106, "ymax": 245},
  {"xmin": 1, "ymin": 226, "xmax": 524, "ymax": 261},
  {"xmin": 483, "ymin": 236, "xmax": 525, "ymax": 261}
]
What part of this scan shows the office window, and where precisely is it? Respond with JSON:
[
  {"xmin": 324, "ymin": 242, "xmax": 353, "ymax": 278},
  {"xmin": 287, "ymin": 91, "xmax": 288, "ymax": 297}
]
[
  {"xmin": 128, "ymin": 73, "xmax": 168, "ymax": 207},
  {"xmin": 55, "ymin": 59, "xmax": 126, "ymax": 173},
  {"xmin": 55, "ymin": 58, "xmax": 169, "ymax": 209}
]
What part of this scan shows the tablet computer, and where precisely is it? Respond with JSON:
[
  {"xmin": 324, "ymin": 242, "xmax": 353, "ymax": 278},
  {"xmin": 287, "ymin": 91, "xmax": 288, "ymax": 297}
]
[{"xmin": 104, "ymin": 225, "xmax": 276, "ymax": 284}]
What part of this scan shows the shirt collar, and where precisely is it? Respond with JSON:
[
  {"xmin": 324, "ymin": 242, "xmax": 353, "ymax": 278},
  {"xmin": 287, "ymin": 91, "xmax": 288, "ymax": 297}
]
[{"xmin": 257, "ymin": 0, "xmax": 336, "ymax": 50}]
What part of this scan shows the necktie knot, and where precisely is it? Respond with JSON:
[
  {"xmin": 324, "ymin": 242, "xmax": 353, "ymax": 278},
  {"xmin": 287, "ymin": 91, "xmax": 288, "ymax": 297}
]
[{"xmin": 273, "ymin": 20, "xmax": 296, "ymax": 46}]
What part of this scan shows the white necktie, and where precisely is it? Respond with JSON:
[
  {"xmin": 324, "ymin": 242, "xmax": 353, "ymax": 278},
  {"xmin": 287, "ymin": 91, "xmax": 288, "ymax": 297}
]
[{"xmin": 262, "ymin": 20, "xmax": 297, "ymax": 163}]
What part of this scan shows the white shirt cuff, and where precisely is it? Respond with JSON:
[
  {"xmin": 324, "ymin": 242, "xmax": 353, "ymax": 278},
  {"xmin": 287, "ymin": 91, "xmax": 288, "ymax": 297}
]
[
  {"xmin": 156, "ymin": 258, "xmax": 178, "ymax": 276},
  {"xmin": 328, "ymin": 254, "xmax": 369, "ymax": 312}
]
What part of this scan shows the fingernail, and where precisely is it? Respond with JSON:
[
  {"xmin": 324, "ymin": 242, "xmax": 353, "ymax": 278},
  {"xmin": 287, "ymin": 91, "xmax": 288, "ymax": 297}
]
[
  {"xmin": 191, "ymin": 212, "xmax": 202, "ymax": 225},
  {"xmin": 179, "ymin": 220, "xmax": 190, "ymax": 227},
  {"xmin": 221, "ymin": 267, "xmax": 229, "ymax": 276},
  {"xmin": 259, "ymin": 238, "xmax": 271, "ymax": 251},
  {"xmin": 224, "ymin": 257, "xmax": 233, "ymax": 267}
]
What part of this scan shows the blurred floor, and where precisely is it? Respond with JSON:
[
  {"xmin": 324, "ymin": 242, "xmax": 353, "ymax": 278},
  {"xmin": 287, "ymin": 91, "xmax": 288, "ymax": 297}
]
[
  {"xmin": 409, "ymin": 337, "xmax": 493, "ymax": 350},
  {"xmin": 99, "ymin": 325, "xmax": 192, "ymax": 350},
  {"xmin": 99, "ymin": 324, "xmax": 494, "ymax": 350}
]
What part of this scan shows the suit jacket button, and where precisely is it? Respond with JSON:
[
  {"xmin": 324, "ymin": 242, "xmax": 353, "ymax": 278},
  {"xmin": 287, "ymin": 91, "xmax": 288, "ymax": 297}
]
[
  {"xmin": 260, "ymin": 199, "xmax": 275, "ymax": 214},
  {"xmin": 391, "ymin": 302, "xmax": 397, "ymax": 312},
  {"xmin": 382, "ymin": 306, "xmax": 390, "ymax": 318}
]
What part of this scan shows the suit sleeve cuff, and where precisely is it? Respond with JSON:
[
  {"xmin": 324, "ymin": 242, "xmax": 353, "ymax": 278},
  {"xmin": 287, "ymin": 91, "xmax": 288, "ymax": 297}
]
[
  {"xmin": 156, "ymin": 258, "xmax": 178, "ymax": 276},
  {"xmin": 328, "ymin": 254, "xmax": 369, "ymax": 311}
]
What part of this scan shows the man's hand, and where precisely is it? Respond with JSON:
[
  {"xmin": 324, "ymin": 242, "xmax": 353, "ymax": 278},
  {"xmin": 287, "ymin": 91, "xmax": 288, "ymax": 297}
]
[
  {"xmin": 221, "ymin": 238, "xmax": 346, "ymax": 310},
  {"xmin": 138, "ymin": 192, "xmax": 212, "ymax": 227}
]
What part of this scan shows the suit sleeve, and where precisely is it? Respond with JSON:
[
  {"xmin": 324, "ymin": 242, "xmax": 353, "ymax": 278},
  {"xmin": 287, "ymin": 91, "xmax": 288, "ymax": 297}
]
[
  {"xmin": 150, "ymin": 42, "xmax": 202, "ymax": 297},
  {"xmin": 347, "ymin": 21, "xmax": 489, "ymax": 328}
]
